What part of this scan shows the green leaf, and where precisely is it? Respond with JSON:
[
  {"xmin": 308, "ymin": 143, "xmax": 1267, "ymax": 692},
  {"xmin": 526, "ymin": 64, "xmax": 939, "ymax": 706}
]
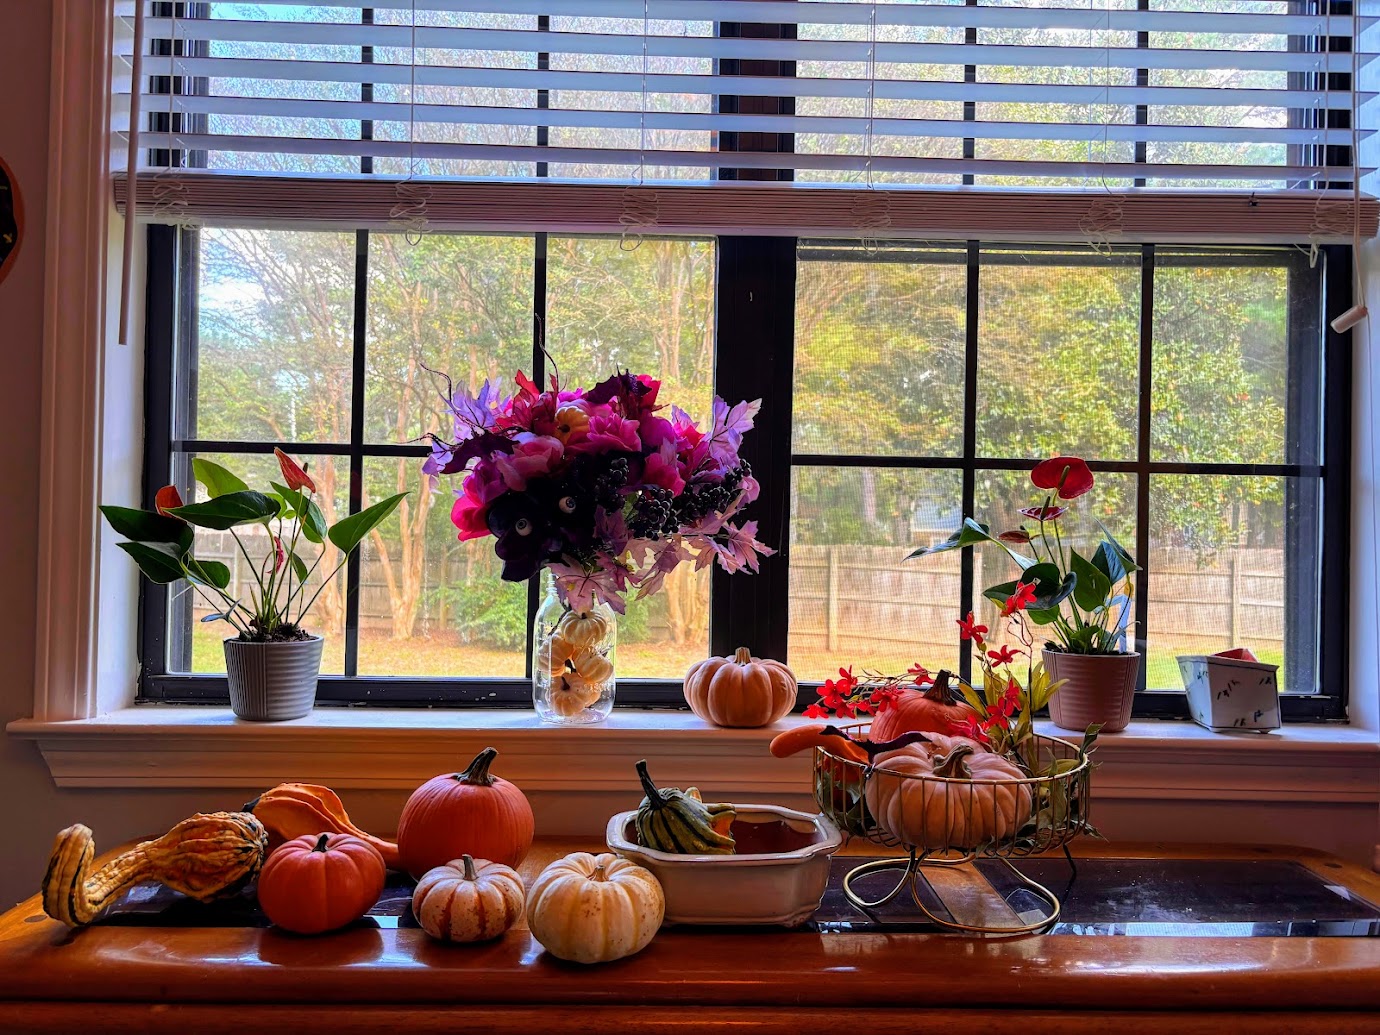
[
  {"xmin": 982, "ymin": 562, "xmax": 1077, "ymax": 615},
  {"xmin": 1026, "ymin": 604, "xmax": 1063, "ymax": 626},
  {"xmin": 1093, "ymin": 518, "xmax": 1139, "ymax": 573},
  {"xmin": 200, "ymin": 613, "xmax": 226, "ymax": 623},
  {"xmin": 184, "ymin": 556, "xmax": 231, "ymax": 590},
  {"xmin": 168, "ymin": 490, "xmax": 281, "ymax": 530},
  {"xmin": 955, "ymin": 679, "xmax": 986, "ymax": 716},
  {"xmin": 1069, "ymin": 549, "xmax": 1112, "ymax": 612},
  {"xmin": 288, "ymin": 550, "xmax": 310, "ymax": 582},
  {"xmin": 116, "ymin": 541, "xmax": 186, "ymax": 584},
  {"xmin": 192, "ymin": 458, "xmax": 249, "ymax": 498},
  {"xmin": 1091, "ymin": 540, "xmax": 1128, "ymax": 587},
  {"xmin": 906, "ymin": 519, "xmax": 1038, "ymax": 570},
  {"xmin": 328, "ymin": 492, "xmax": 408, "ymax": 555},
  {"xmin": 99, "ymin": 505, "xmax": 193, "ymax": 551},
  {"xmin": 271, "ymin": 481, "xmax": 327, "ymax": 544}
]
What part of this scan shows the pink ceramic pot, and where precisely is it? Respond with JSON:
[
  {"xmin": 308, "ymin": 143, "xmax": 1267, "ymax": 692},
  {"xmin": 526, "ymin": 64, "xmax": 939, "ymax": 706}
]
[{"xmin": 1043, "ymin": 649, "xmax": 1139, "ymax": 734}]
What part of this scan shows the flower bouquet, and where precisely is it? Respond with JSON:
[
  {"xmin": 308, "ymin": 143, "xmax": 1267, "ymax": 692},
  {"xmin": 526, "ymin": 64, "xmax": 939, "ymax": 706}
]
[{"xmin": 426, "ymin": 368, "xmax": 772, "ymax": 723}]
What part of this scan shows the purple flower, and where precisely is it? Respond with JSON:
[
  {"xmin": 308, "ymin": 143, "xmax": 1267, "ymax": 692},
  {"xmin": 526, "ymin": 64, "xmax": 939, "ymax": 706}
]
[{"xmin": 709, "ymin": 520, "xmax": 774, "ymax": 575}]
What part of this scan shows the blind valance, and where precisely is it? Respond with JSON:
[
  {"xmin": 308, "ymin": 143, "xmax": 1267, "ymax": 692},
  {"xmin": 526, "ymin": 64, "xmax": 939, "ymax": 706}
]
[{"xmin": 114, "ymin": 0, "xmax": 1378, "ymax": 240}]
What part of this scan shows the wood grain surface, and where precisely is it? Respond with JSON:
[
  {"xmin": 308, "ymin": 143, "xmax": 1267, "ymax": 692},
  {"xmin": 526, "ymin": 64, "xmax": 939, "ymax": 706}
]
[{"xmin": 2, "ymin": 839, "xmax": 1378, "ymax": 1033}]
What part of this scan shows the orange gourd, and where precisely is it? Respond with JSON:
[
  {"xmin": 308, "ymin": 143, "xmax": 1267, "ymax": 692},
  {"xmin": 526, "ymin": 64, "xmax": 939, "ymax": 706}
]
[
  {"xmin": 768, "ymin": 723, "xmax": 869, "ymax": 765},
  {"xmin": 257, "ymin": 832, "xmax": 386, "ymax": 935},
  {"xmin": 396, "ymin": 747, "xmax": 535, "ymax": 878},
  {"xmin": 869, "ymin": 671, "xmax": 979, "ymax": 742},
  {"xmin": 246, "ymin": 783, "xmax": 401, "ymax": 869},
  {"xmin": 683, "ymin": 647, "xmax": 798, "ymax": 728}
]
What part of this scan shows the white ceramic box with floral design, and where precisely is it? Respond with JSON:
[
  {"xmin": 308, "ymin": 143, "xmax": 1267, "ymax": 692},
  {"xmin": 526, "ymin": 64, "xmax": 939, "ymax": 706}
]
[{"xmin": 1177, "ymin": 651, "xmax": 1281, "ymax": 732}]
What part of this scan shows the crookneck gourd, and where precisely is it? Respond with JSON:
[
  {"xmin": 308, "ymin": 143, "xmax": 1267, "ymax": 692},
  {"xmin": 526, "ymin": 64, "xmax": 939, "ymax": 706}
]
[
  {"xmin": 42, "ymin": 811, "xmax": 268, "ymax": 927},
  {"xmin": 633, "ymin": 759, "xmax": 736, "ymax": 855},
  {"xmin": 246, "ymin": 782, "xmax": 401, "ymax": 869}
]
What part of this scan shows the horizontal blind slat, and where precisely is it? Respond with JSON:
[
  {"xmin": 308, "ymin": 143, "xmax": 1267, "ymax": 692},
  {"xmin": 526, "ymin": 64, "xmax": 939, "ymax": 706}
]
[
  {"xmin": 141, "ymin": 92, "xmax": 1366, "ymax": 148},
  {"xmin": 136, "ymin": 132, "xmax": 1364, "ymax": 183},
  {"xmin": 142, "ymin": 19, "xmax": 1365, "ymax": 74},
  {"xmin": 127, "ymin": 55, "xmax": 1369, "ymax": 113}
]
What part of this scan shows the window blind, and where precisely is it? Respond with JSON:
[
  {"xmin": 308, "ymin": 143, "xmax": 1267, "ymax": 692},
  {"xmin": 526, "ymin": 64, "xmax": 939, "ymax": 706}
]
[{"xmin": 113, "ymin": 1, "xmax": 1380, "ymax": 241}]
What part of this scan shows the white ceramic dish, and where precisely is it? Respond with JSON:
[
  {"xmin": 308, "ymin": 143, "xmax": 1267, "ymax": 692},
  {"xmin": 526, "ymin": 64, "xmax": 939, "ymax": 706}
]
[{"xmin": 606, "ymin": 803, "xmax": 842, "ymax": 926}]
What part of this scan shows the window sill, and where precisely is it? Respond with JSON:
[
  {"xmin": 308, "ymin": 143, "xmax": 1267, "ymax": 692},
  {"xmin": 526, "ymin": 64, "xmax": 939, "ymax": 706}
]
[{"xmin": 8, "ymin": 708, "xmax": 1379, "ymax": 803}]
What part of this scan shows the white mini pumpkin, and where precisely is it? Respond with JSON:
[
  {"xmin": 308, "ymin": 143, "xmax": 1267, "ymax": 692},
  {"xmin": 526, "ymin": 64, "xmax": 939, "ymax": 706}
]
[
  {"xmin": 412, "ymin": 854, "xmax": 525, "ymax": 943},
  {"xmin": 570, "ymin": 647, "xmax": 614, "ymax": 686},
  {"xmin": 526, "ymin": 851, "xmax": 664, "ymax": 964},
  {"xmin": 558, "ymin": 609, "xmax": 612, "ymax": 649}
]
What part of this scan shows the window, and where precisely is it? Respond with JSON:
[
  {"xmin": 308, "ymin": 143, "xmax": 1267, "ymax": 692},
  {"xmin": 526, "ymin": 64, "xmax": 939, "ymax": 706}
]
[
  {"xmin": 141, "ymin": 229, "xmax": 1349, "ymax": 720},
  {"xmin": 127, "ymin": 2, "xmax": 1360, "ymax": 719}
]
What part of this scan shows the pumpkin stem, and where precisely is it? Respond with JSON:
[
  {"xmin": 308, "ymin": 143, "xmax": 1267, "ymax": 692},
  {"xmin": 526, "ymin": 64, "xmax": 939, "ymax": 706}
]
[
  {"xmin": 733, "ymin": 646, "xmax": 752, "ymax": 664},
  {"xmin": 592, "ymin": 862, "xmax": 607, "ymax": 882},
  {"xmin": 932, "ymin": 745, "xmax": 976, "ymax": 779},
  {"xmin": 455, "ymin": 746, "xmax": 499, "ymax": 786},
  {"xmin": 635, "ymin": 759, "xmax": 665, "ymax": 809},
  {"xmin": 922, "ymin": 669, "xmax": 954, "ymax": 704},
  {"xmin": 461, "ymin": 854, "xmax": 476, "ymax": 881},
  {"xmin": 313, "ymin": 833, "xmax": 330, "ymax": 853}
]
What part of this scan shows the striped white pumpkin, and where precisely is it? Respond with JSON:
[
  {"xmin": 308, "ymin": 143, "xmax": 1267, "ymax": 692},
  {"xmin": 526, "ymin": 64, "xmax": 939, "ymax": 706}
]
[{"xmin": 412, "ymin": 855, "xmax": 525, "ymax": 944}]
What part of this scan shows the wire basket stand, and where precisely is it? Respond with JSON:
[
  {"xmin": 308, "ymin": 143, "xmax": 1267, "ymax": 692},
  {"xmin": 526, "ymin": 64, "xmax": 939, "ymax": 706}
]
[{"xmin": 814, "ymin": 726, "xmax": 1094, "ymax": 935}]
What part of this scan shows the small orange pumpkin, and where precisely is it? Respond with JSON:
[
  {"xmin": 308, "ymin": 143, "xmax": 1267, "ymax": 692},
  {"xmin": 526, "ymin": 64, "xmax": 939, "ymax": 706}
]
[
  {"xmin": 257, "ymin": 832, "xmax": 386, "ymax": 935},
  {"xmin": 397, "ymin": 747, "xmax": 535, "ymax": 878},
  {"xmin": 869, "ymin": 671, "xmax": 978, "ymax": 743},
  {"xmin": 683, "ymin": 647, "xmax": 797, "ymax": 728}
]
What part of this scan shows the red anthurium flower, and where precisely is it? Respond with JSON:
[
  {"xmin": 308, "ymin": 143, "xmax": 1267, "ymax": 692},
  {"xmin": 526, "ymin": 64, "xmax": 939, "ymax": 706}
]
[
  {"xmin": 1031, "ymin": 456, "xmax": 1095, "ymax": 500},
  {"xmin": 996, "ymin": 529, "xmax": 1031, "ymax": 544},
  {"xmin": 154, "ymin": 484, "xmax": 183, "ymax": 518},
  {"xmin": 274, "ymin": 447, "xmax": 316, "ymax": 494},
  {"xmin": 957, "ymin": 612, "xmax": 988, "ymax": 643},
  {"xmin": 1002, "ymin": 580, "xmax": 1039, "ymax": 616},
  {"xmin": 1019, "ymin": 505, "xmax": 1067, "ymax": 522},
  {"xmin": 987, "ymin": 645, "xmax": 1021, "ymax": 666}
]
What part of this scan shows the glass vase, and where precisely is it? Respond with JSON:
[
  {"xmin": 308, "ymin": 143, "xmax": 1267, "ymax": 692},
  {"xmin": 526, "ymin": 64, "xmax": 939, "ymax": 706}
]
[{"xmin": 532, "ymin": 573, "xmax": 617, "ymax": 725}]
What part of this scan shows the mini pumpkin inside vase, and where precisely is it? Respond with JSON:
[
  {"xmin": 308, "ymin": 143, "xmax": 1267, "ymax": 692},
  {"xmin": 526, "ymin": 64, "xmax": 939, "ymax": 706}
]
[{"xmin": 533, "ymin": 573, "xmax": 616, "ymax": 725}]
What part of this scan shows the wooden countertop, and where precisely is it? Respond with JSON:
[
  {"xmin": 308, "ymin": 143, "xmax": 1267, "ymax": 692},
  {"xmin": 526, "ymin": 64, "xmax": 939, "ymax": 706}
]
[{"xmin": 3, "ymin": 839, "xmax": 1380, "ymax": 1033}]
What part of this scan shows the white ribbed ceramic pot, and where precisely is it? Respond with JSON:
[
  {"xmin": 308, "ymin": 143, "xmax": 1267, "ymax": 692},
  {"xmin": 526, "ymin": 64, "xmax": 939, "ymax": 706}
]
[
  {"xmin": 1044, "ymin": 649, "xmax": 1139, "ymax": 734},
  {"xmin": 223, "ymin": 636, "xmax": 323, "ymax": 721}
]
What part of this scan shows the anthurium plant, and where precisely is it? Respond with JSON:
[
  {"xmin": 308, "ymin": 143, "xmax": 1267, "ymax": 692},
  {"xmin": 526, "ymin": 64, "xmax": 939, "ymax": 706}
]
[
  {"xmin": 909, "ymin": 456, "xmax": 1139, "ymax": 656},
  {"xmin": 100, "ymin": 449, "xmax": 407, "ymax": 642}
]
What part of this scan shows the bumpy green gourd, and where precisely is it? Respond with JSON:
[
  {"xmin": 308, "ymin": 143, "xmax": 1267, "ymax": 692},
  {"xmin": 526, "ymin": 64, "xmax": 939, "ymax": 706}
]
[{"xmin": 634, "ymin": 759, "xmax": 736, "ymax": 855}]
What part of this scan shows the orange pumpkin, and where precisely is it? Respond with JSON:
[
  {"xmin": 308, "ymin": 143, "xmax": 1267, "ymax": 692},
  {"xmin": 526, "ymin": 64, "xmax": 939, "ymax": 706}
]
[
  {"xmin": 397, "ymin": 747, "xmax": 535, "ymax": 878},
  {"xmin": 869, "ymin": 671, "xmax": 978, "ymax": 743},
  {"xmin": 257, "ymin": 832, "xmax": 386, "ymax": 935},
  {"xmin": 683, "ymin": 647, "xmax": 798, "ymax": 728}
]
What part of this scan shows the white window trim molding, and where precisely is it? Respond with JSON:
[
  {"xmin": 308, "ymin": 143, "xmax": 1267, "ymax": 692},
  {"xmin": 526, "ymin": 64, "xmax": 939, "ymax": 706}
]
[
  {"xmin": 16, "ymin": 4, "xmax": 1380, "ymax": 840},
  {"xmin": 9, "ymin": 711, "xmax": 1380, "ymax": 807}
]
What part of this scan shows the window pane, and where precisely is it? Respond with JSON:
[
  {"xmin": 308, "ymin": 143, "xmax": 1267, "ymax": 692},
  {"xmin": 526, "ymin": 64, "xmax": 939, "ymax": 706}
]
[
  {"xmin": 794, "ymin": 242, "xmax": 966, "ymax": 456},
  {"xmin": 1152, "ymin": 254, "xmax": 1295, "ymax": 464},
  {"xmin": 546, "ymin": 235, "xmax": 716, "ymax": 679},
  {"xmin": 356, "ymin": 458, "xmax": 526, "ymax": 678},
  {"xmin": 972, "ymin": 468, "xmax": 1138, "ymax": 643},
  {"xmin": 977, "ymin": 247, "xmax": 1141, "ymax": 460},
  {"xmin": 194, "ymin": 228, "xmax": 355, "ymax": 443},
  {"xmin": 365, "ymin": 232, "xmax": 534, "ymax": 444},
  {"xmin": 171, "ymin": 451, "xmax": 348, "ymax": 676},
  {"xmin": 789, "ymin": 466, "xmax": 964, "ymax": 680},
  {"xmin": 1147, "ymin": 474, "xmax": 1317, "ymax": 695}
]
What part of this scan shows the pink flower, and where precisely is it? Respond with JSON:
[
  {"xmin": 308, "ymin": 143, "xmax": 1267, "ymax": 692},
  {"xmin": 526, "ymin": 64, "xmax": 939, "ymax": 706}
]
[
  {"xmin": 450, "ymin": 460, "xmax": 506, "ymax": 541},
  {"xmin": 639, "ymin": 413, "xmax": 677, "ymax": 451},
  {"xmin": 582, "ymin": 413, "xmax": 642, "ymax": 454},
  {"xmin": 494, "ymin": 434, "xmax": 565, "ymax": 491},
  {"xmin": 642, "ymin": 441, "xmax": 686, "ymax": 495}
]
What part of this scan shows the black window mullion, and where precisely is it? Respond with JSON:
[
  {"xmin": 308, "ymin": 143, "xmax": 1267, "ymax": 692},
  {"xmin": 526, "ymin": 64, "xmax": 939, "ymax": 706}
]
[
  {"xmin": 959, "ymin": 242, "xmax": 980, "ymax": 683},
  {"xmin": 527, "ymin": 231, "xmax": 548, "ymax": 680},
  {"xmin": 1134, "ymin": 244, "xmax": 1155, "ymax": 689},
  {"xmin": 1317, "ymin": 244, "xmax": 1353, "ymax": 717},
  {"xmin": 344, "ymin": 229, "xmax": 370, "ymax": 678}
]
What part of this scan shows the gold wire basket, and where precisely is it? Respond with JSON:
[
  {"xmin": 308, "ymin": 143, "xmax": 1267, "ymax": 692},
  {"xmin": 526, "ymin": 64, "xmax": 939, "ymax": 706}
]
[{"xmin": 813, "ymin": 725, "xmax": 1094, "ymax": 934}]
